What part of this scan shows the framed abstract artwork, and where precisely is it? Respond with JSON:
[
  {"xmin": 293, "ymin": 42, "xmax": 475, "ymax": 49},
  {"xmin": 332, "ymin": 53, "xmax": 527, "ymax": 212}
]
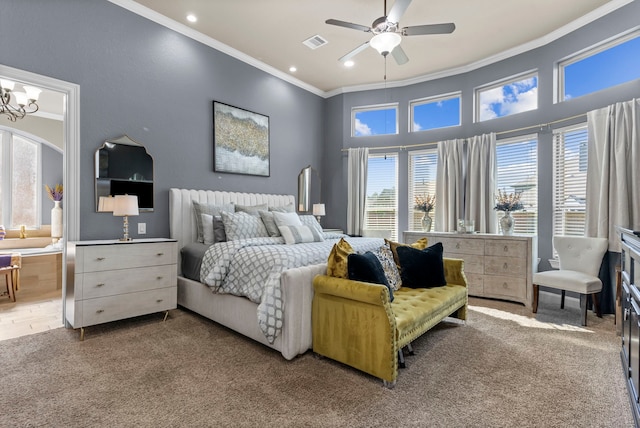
[{"xmin": 213, "ymin": 101, "xmax": 270, "ymax": 177}]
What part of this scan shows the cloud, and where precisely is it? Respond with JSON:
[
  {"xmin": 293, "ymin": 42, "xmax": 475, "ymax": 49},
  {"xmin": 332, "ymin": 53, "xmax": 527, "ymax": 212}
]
[
  {"xmin": 479, "ymin": 77, "xmax": 538, "ymax": 121},
  {"xmin": 354, "ymin": 118, "xmax": 372, "ymax": 136},
  {"xmin": 413, "ymin": 121, "xmax": 422, "ymax": 131}
]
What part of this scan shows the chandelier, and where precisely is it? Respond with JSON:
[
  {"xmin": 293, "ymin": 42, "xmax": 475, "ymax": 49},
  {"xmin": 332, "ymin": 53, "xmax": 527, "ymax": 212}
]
[{"xmin": 0, "ymin": 79, "xmax": 41, "ymax": 122}]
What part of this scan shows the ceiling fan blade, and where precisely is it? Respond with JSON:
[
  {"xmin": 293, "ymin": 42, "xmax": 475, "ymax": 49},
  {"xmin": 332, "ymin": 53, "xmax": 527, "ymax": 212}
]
[
  {"xmin": 402, "ymin": 23, "xmax": 456, "ymax": 36},
  {"xmin": 326, "ymin": 19, "xmax": 371, "ymax": 33},
  {"xmin": 391, "ymin": 45, "xmax": 409, "ymax": 65},
  {"xmin": 387, "ymin": 0, "xmax": 413, "ymax": 23},
  {"xmin": 338, "ymin": 42, "xmax": 370, "ymax": 63}
]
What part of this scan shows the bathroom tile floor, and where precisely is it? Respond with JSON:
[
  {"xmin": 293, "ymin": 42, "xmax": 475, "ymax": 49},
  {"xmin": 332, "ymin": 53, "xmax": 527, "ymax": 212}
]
[{"xmin": 0, "ymin": 288, "xmax": 62, "ymax": 341}]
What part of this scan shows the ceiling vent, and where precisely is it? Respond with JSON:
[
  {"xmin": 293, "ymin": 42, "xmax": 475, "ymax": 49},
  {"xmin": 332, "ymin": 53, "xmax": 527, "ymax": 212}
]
[{"xmin": 303, "ymin": 34, "xmax": 329, "ymax": 50}]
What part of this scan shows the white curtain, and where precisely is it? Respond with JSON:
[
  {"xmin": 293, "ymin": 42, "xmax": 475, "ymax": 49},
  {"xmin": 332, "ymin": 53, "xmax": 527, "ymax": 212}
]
[
  {"xmin": 465, "ymin": 133, "xmax": 497, "ymax": 233},
  {"xmin": 435, "ymin": 139, "xmax": 465, "ymax": 232},
  {"xmin": 586, "ymin": 98, "xmax": 640, "ymax": 251},
  {"xmin": 347, "ymin": 147, "xmax": 369, "ymax": 236}
]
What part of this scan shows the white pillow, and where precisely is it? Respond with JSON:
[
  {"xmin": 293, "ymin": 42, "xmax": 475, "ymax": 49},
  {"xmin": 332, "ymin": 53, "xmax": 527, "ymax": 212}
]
[
  {"xmin": 278, "ymin": 225, "xmax": 325, "ymax": 245},
  {"xmin": 221, "ymin": 211, "xmax": 269, "ymax": 241},
  {"xmin": 272, "ymin": 211, "xmax": 302, "ymax": 227},
  {"xmin": 201, "ymin": 213, "xmax": 215, "ymax": 245},
  {"xmin": 299, "ymin": 215, "xmax": 324, "ymax": 234}
]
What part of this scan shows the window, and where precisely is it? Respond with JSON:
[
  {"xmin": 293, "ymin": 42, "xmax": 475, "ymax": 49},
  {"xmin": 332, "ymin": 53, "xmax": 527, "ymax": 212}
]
[
  {"xmin": 475, "ymin": 72, "xmax": 538, "ymax": 122},
  {"xmin": 410, "ymin": 93, "xmax": 461, "ymax": 132},
  {"xmin": 0, "ymin": 130, "xmax": 41, "ymax": 229},
  {"xmin": 553, "ymin": 125, "xmax": 588, "ymax": 238},
  {"xmin": 352, "ymin": 104, "xmax": 398, "ymax": 137},
  {"xmin": 408, "ymin": 149, "xmax": 438, "ymax": 230},
  {"xmin": 495, "ymin": 136, "xmax": 538, "ymax": 234},
  {"xmin": 364, "ymin": 153, "xmax": 398, "ymax": 240},
  {"xmin": 558, "ymin": 30, "xmax": 640, "ymax": 102}
]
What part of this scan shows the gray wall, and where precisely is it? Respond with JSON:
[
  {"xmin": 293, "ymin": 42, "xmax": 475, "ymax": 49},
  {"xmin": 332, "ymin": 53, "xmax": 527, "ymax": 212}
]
[
  {"xmin": 41, "ymin": 145, "xmax": 63, "ymax": 224},
  {"xmin": 322, "ymin": 0, "xmax": 640, "ymax": 271},
  {"xmin": 1, "ymin": 0, "xmax": 324, "ymax": 240}
]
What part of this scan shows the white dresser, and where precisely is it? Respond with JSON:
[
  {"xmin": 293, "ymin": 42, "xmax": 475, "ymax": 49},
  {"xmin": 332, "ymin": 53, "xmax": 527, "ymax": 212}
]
[
  {"xmin": 403, "ymin": 231, "xmax": 537, "ymax": 308},
  {"xmin": 65, "ymin": 238, "xmax": 178, "ymax": 338}
]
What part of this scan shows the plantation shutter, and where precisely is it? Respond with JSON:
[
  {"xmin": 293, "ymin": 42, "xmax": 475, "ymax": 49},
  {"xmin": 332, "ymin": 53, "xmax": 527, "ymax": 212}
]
[
  {"xmin": 553, "ymin": 125, "xmax": 588, "ymax": 237},
  {"xmin": 495, "ymin": 136, "xmax": 538, "ymax": 234},
  {"xmin": 364, "ymin": 153, "xmax": 398, "ymax": 240},
  {"xmin": 408, "ymin": 149, "xmax": 438, "ymax": 231}
]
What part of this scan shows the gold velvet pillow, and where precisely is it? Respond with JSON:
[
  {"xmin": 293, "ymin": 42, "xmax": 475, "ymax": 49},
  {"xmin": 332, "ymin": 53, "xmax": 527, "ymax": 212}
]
[
  {"xmin": 385, "ymin": 237, "xmax": 429, "ymax": 268},
  {"xmin": 327, "ymin": 237, "xmax": 354, "ymax": 278}
]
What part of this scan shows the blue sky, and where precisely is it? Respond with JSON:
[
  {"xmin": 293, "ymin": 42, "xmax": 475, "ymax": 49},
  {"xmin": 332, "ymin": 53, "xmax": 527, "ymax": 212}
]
[{"xmin": 356, "ymin": 34, "xmax": 639, "ymax": 136}]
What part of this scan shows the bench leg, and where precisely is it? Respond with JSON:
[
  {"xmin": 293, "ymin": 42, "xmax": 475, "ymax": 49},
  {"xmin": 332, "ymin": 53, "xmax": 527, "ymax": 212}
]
[
  {"xmin": 406, "ymin": 343, "xmax": 415, "ymax": 355},
  {"xmin": 383, "ymin": 379, "xmax": 396, "ymax": 389},
  {"xmin": 398, "ymin": 349, "xmax": 406, "ymax": 369}
]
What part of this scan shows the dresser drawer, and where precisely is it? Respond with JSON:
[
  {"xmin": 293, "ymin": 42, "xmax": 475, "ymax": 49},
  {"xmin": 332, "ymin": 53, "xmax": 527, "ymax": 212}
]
[
  {"xmin": 80, "ymin": 242, "xmax": 175, "ymax": 272},
  {"xmin": 485, "ymin": 240, "xmax": 527, "ymax": 258},
  {"xmin": 445, "ymin": 253, "xmax": 484, "ymax": 274},
  {"xmin": 444, "ymin": 237, "xmax": 484, "ymax": 255},
  {"xmin": 464, "ymin": 273, "xmax": 484, "ymax": 295},
  {"xmin": 483, "ymin": 275, "xmax": 526, "ymax": 299},
  {"xmin": 81, "ymin": 287, "xmax": 177, "ymax": 326},
  {"xmin": 484, "ymin": 256, "xmax": 526, "ymax": 276},
  {"xmin": 78, "ymin": 264, "xmax": 177, "ymax": 299}
]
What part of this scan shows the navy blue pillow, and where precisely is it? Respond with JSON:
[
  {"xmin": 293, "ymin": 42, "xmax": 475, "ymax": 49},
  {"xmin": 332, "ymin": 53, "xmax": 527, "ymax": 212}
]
[
  {"xmin": 347, "ymin": 251, "xmax": 394, "ymax": 301},
  {"xmin": 396, "ymin": 242, "xmax": 446, "ymax": 288}
]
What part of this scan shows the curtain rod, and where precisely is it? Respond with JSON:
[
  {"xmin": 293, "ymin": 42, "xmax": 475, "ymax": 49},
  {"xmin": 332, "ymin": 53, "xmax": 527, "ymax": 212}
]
[{"xmin": 340, "ymin": 112, "xmax": 587, "ymax": 153}]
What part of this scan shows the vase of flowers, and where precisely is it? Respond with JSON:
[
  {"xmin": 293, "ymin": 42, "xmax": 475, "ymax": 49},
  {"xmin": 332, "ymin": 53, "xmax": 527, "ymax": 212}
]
[
  {"xmin": 415, "ymin": 194, "xmax": 435, "ymax": 232},
  {"xmin": 494, "ymin": 189, "xmax": 524, "ymax": 235},
  {"xmin": 46, "ymin": 184, "xmax": 63, "ymax": 243}
]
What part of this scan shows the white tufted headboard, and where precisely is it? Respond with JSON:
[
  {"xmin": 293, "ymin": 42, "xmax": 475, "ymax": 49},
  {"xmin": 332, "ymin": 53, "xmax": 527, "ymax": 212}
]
[{"xmin": 169, "ymin": 188, "xmax": 295, "ymax": 260}]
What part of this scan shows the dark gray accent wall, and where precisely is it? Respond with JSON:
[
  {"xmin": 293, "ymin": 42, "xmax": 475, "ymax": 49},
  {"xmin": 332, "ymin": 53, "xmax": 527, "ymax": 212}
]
[
  {"xmin": 323, "ymin": 0, "xmax": 640, "ymax": 270},
  {"xmin": 1, "ymin": 0, "xmax": 324, "ymax": 240}
]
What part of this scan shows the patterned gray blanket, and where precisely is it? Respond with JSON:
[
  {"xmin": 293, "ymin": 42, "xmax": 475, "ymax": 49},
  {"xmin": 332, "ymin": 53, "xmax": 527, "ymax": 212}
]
[{"xmin": 200, "ymin": 235, "xmax": 384, "ymax": 343}]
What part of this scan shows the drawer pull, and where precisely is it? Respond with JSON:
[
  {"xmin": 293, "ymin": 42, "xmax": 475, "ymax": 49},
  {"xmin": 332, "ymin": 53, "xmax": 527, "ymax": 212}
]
[
  {"xmin": 156, "ymin": 276, "xmax": 163, "ymax": 280},
  {"xmin": 503, "ymin": 282, "xmax": 508, "ymax": 289},
  {"xmin": 96, "ymin": 283, "xmax": 105, "ymax": 287},
  {"xmin": 96, "ymin": 257, "xmax": 105, "ymax": 261},
  {"xmin": 503, "ymin": 262, "xmax": 508, "ymax": 269},
  {"xmin": 156, "ymin": 252, "xmax": 164, "ymax": 256},
  {"xmin": 455, "ymin": 243, "xmax": 460, "ymax": 249},
  {"xmin": 504, "ymin": 245, "xmax": 508, "ymax": 252},
  {"xmin": 96, "ymin": 309, "xmax": 104, "ymax": 314},
  {"xmin": 156, "ymin": 299, "xmax": 164, "ymax": 303}
]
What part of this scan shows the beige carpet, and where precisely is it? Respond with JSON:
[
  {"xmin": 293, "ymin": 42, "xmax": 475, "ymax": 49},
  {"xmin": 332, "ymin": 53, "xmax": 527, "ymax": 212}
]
[{"xmin": 0, "ymin": 295, "xmax": 634, "ymax": 428}]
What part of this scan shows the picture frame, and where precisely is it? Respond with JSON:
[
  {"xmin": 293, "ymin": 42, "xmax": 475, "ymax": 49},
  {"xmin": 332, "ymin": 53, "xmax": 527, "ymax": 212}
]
[{"xmin": 213, "ymin": 101, "xmax": 270, "ymax": 177}]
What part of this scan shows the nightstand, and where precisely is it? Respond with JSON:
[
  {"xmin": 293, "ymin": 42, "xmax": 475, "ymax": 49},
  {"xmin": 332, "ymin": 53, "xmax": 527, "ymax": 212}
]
[
  {"xmin": 323, "ymin": 228, "xmax": 344, "ymax": 234},
  {"xmin": 65, "ymin": 238, "xmax": 177, "ymax": 339}
]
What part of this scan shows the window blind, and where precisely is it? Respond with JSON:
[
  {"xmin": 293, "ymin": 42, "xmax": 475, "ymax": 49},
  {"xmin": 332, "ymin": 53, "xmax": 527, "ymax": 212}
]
[
  {"xmin": 553, "ymin": 125, "xmax": 588, "ymax": 237},
  {"xmin": 365, "ymin": 154, "xmax": 398, "ymax": 240},
  {"xmin": 496, "ymin": 136, "xmax": 538, "ymax": 234},
  {"xmin": 408, "ymin": 149, "xmax": 438, "ymax": 230}
]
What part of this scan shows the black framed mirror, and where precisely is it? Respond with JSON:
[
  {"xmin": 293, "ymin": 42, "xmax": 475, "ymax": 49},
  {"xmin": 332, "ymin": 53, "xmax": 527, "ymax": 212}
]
[{"xmin": 95, "ymin": 135, "xmax": 154, "ymax": 212}]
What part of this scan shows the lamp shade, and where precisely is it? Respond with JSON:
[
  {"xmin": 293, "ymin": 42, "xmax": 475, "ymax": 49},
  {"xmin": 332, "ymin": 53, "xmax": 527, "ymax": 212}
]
[
  {"xmin": 369, "ymin": 32, "xmax": 401, "ymax": 56},
  {"xmin": 113, "ymin": 194, "xmax": 139, "ymax": 217},
  {"xmin": 98, "ymin": 195, "xmax": 115, "ymax": 212},
  {"xmin": 313, "ymin": 203, "xmax": 326, "ymax": 216}
]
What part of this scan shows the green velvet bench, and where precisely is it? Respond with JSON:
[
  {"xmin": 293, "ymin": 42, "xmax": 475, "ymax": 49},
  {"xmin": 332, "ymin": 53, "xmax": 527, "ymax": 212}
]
[{"xmin": 312, "ymin": 258, "xmax": 468, "ymax": 388}]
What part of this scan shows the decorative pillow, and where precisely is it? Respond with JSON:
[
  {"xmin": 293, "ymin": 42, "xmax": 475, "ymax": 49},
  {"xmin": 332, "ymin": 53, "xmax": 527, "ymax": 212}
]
[
  {"xmin": 278, "ymin": 225, "xmax": 325, "ymax": 245},
  {"xmin": 193, "ymin": 201, "xmax": 235, "ymax": 243},
  {"xmin": 221, "ymin": 211, "xmax": 269, "ymax": 241},
  {"xmin": 272, "ymin": 211, "xmax": 302, "ymax": 227},
  {"xmin": 269, "ymin": 203, "xmax": 296, "ymax": 213},
  {"xmin": 327, "ymin": 237, "xmax": 354, "ymax": 279},
  {"xmin": 396, "ymin": 242, "xmax": 446, "ymax": 289},
  {"xmin": 348, "ymin": 252, "xmax": 394, "ymax": 302},
  {"xmin": 235, "ymin": 203, "xmax": 268, "ymax": 216},
  {"xmin": 385, "ymin": 237, "xmax": 429, "ymax": 268},
  {"xmin": 258, "ymin": 210, "xmax": 281, "ymax": 237},
  {"xmin": 374, "ymin": 244, "xmax": 402, "ymax": 291},
  {"xmin": 299, "ymin": 215, "xmax": 324, "ymax": 235},
  {"xmin": 201, "ymin": 213, "xmax": 227, "ymax": 245}
]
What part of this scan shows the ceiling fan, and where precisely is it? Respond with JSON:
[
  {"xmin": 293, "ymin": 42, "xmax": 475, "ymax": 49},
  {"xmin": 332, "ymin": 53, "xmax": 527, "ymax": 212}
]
[{"xmin": 326, "ymin": 0, "xmax": 455, "ymax": 65}]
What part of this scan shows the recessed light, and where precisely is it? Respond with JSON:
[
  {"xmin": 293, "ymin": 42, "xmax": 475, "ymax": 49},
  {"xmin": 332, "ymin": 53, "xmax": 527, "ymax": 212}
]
[
  {"xmin": 289, "ymin": 66, "xmax": 297, "ymax": 73},
  {"xmin": 344, "ymin": 60, "xmax": 355, "ymax": 68},
  {"xmin": 186, "ymin": 14, "xmax": 197, "ymax": 23}
]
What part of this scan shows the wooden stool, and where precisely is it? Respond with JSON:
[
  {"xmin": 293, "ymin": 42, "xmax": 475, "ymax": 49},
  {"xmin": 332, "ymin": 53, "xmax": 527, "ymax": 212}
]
[{"xmin": 1, "ymin": 265, "xmax": 19, "ymax": 302}]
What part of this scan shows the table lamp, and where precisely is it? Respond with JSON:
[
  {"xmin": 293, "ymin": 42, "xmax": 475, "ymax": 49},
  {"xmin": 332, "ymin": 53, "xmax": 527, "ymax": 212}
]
[
  {"xmin": 313, "ymin": 203, "xmax": 325, "ymax": 225},
  {"xmin": 113, "ymin": 194, "xmax": 139, "ymax": 241}
]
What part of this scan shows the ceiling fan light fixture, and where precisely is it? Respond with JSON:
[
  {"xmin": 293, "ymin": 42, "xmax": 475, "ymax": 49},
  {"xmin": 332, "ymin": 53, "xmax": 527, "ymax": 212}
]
[{"xmin": 370, "ymin": 32, "xmax": 401, "ymax": 56}]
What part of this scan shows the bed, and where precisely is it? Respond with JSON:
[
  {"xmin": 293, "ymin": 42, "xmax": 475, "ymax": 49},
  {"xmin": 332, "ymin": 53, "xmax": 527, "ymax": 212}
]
[{"xmin": 169, "ymin": 188, "xmax": 384, "ymax": 360}]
